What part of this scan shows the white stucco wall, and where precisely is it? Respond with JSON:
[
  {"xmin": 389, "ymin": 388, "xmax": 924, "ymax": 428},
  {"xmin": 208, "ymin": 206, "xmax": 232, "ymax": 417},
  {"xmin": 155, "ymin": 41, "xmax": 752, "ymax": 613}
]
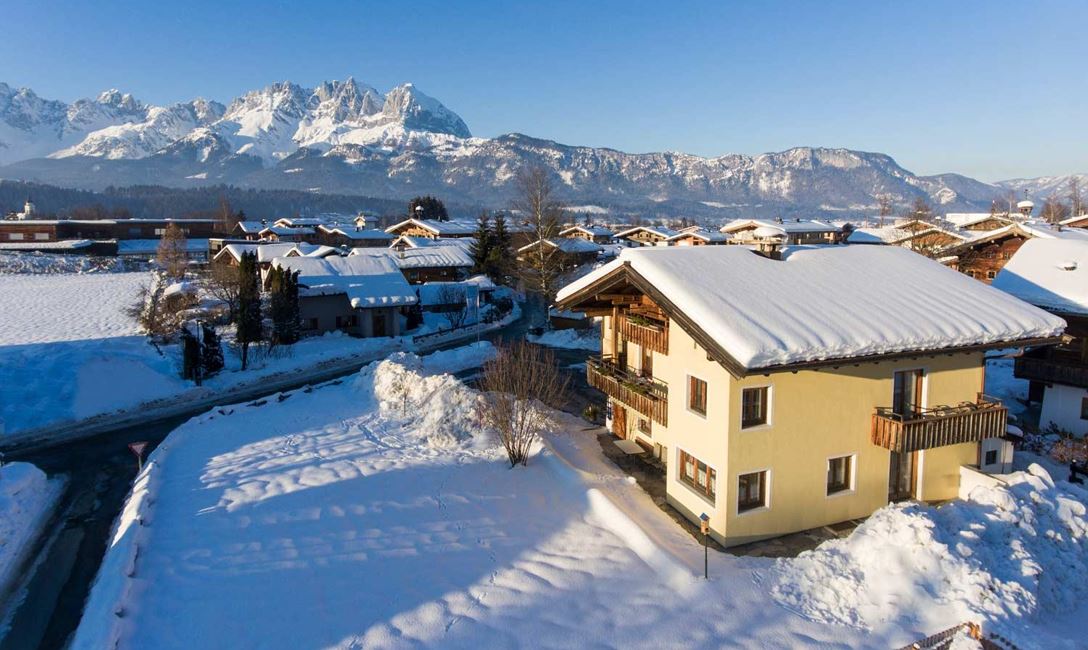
[{"xmin": 1040, "ymin": 383, "xmax": 1088, "ymax": 437}]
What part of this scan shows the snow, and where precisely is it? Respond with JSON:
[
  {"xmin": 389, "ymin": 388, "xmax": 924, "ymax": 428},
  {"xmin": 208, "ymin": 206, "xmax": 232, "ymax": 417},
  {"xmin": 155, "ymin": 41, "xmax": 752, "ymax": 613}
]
[
  {"xmin": 558, "ymin": 246, "xmax": 1066, "ymax": 370},
  {"xmin": 517, "ymin": 238, "xmax": 602, "ymax": 254},
  {"xmin": 0, "ymin": 462, "xmax": 65, "ymax": 607},
  {"xmin": 528, "ymin": 328, "xmax": 601, "ymax": 351},
  {"xmin": 993, "ymin": 239, "xmax": 1088, "ymax": 315},
  {"xmin": 722, "ymin": 219, "xmax": 840, "ymax": 235},
  {"xmin": 117, "ymin": 239, "xmax": 209, "ymax": 256},
  {"xmin": 0, "ymin": 272, "xmax": 147, "ymax": 344},
  {"xmin": 351, "ymin": 245, "xmax": 473, "ymax": 269},
  {"xmin": 384, "ymin": 218, "xmax": 477, "ymax": 237},
  {"xmin": 769, "ymin": 464, "xmax": 1088, "ymax": 644},
  {"xmin": 0, "ymin": 251, "xmax": 128, "ymax": 274},
  {"xmin": 558, "ymin": 225, "xmax": 613, "ymax": 238},
  {"xmin": 272, "ymin": 255, "xmax": 417, "ymax": 307},
  {"xmin": 70, "ymin": 349, "xmax": 1088, "ymax": 649}
]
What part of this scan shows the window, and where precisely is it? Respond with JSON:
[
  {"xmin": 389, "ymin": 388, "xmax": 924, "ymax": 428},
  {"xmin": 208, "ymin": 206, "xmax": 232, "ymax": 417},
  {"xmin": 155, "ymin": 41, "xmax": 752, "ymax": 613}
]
[
  {"xmin": 1081, "ymin": 397, "xmax": 1088, "ymax": 421},
  {"xmin": 986, "ymin": 270, "xmax": 996, "ymax": 279},
  {"xmin": 984, "ymin": 449, "xmax": 998, "ymax": 466},
  {"xmin": 827, "ymin": 456, "xmax": 853, "ymax": 495},
  {"xmin": 638, "ymin": 418, "xmax": 651, "ymax": 436},
  {"xmin": 688, "ymin": 376, "xmax": 707, "ymax": 415},
  {"xmin": 678, "ymin": 450, "xmax": 715, "ymax": 501},
  {"xmin": 8, "ymin": 233, "xmax": 23, "ymax": 241},
  {"xmin": 741, "ymin": 386, "xmax": 769, "ymax": 428},
  {"xmin": 737, "ymin": 471, "xmax": 767, "ymax": 512},
  {"xmin": 34, "ymin": 232, "xmax": 49, "ymax": 240},
  {"xmin": 154, "ymin": 228, "xmax": 167, "ymax": 236}
]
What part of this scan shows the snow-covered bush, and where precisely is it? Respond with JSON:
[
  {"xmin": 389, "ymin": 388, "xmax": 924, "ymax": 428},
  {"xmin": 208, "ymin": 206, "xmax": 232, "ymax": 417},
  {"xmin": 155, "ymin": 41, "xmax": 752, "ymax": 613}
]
[{"xmin": 769, "ymin": 464, "xmax": 1088, "ymax": 635}]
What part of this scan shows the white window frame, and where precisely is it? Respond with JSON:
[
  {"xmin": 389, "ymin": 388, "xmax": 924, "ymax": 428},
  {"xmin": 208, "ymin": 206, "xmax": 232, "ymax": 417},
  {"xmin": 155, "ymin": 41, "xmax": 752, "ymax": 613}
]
[
  {"xmin": 686, "ymin": 374, "xmax": 708, "ymax": 419},
  {"xmin": 34, "ymin": 232, "xmax": 49, "ymax": 240},
  {"xmin": 735, "ymin": 467, "xmax": 772, "ymax": 516},
  {"xmin": 825, "ymin": 453, "xmax": 857, "ymax": 498},
  {"xmin": 8, "ymin": 233, "xmax": 24, "ymax": 241},
  {"xmin": 739, "ymin": 382, "xmax": 773, "ymax": 431}
]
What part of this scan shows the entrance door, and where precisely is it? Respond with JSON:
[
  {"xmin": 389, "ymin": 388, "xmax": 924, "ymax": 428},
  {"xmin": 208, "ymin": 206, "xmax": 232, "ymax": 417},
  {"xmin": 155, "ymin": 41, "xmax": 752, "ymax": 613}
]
[
  {"xmin": 889, "ymin": 369, "xmax": 923, "ymax": 501},
  {"xmin": 372, "ymin": 311, "xmax": 387, "ymax": 337},
  {"xmin": 612, "ymin": 404, "xmax": 628, "ymax": 440}
]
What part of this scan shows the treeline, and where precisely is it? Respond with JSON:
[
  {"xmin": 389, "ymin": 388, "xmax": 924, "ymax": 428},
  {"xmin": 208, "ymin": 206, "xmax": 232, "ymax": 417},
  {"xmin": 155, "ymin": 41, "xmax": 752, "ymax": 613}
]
[{"xmin": 0, "ymin": 181, "xmax": 406, "ymax": 221}]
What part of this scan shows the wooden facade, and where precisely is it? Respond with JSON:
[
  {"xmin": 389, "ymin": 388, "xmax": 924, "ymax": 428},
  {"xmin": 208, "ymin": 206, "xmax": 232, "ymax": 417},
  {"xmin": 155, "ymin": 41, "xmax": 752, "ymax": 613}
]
[
  {"xmin": 586, "ymin": 355, "xmax": 669, "ymax": 426},
  {"xmin": 871, "ymin": 394, "xmax": 1007, "ymax": 453},
  {"xmin": 0, "ymin": 218, "xmax": 220, "ymax": 243},
  {"xmin": 953, "ymin": 233, "xmax": 1029, "ymax": 283}
]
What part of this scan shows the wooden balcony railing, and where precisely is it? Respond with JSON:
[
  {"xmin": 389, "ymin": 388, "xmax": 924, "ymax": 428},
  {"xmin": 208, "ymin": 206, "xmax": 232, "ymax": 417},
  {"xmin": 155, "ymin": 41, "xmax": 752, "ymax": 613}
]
[
  {"xmin": 617, "ymin": 314, "xmax": 669, "ymax": 355},
  {"xmin": 586, "ymin": 355, "xmax": 668, "ymax": 426},
  {"xmin": 871, "ymin": 393, "xmax": 1007, "ymax": 453},
  {"xmin": 1014, "ymin": 354, "xmax": 1088, "ymax": 389}
]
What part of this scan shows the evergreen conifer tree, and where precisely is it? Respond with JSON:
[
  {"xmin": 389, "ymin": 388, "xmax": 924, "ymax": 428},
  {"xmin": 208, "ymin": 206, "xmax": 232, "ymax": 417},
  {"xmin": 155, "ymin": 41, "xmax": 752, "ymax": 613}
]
[
  {"xmin": 236, "ymin": 252, "xmax": 263, "ymax": 370},
  {"xmin": 487, "ymin": 213, "xmax": 512, "ymax": 282},
  {"xmin": 268, "ymin": 266, "xmax": 301, "ymax": 345},
  {"xmin": 469, "ymin": 212, "xmax": 493, "ymax": 274}
]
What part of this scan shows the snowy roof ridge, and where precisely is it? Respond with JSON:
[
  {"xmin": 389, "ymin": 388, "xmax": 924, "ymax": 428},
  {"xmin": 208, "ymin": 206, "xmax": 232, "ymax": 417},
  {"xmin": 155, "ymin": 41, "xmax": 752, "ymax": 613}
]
[
  {"xmin": 557, "ymin": 246, "xmax": 1065, "ymax": 371},
  {"xmin": 993, "ymin": 239, "xmax": 1088, "ymax": 316}
]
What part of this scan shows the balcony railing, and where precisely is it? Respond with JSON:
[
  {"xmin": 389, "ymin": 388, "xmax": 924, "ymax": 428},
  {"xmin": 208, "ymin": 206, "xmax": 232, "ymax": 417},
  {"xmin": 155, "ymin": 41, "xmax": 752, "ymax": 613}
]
[
  {"xmin": 586, "ymin": 355, "xmax": 668, "ymax": 426},
  {"xmin": 1014, "ymin": 353, "xmax": 1088, "ymax": 389},
  {"xmin": 871, "ymin": 393, "xmax": 1007, "ymax": 453},
  {"xmin": 617, "ymin": 314, "xmax": 669, "ymax": 355}
]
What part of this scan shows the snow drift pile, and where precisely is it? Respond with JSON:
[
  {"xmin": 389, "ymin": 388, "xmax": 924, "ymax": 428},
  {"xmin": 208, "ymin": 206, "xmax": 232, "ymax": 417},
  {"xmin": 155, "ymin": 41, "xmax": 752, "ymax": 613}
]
[
  {"xmin": 355, "ymin": 345, "xmax": 494, "ymax": 448},
  {"xmin": 770, "ymin": 464, "xmax": 1088, "ymax": 634},
  {"xmin": 0, "ymin": 462, "xmax": 64, "ymax": 596}
]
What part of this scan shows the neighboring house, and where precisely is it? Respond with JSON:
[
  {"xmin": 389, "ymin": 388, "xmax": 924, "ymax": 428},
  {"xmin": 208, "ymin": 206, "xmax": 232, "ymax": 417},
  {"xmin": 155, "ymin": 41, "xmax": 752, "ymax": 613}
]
[
  {"xmin": 555, "ymin": 244, "xmax": 1062, "ymax": 547},
  {"xmin": 317, "ymin": 225, "xmax": 395, "ymax": 248},
  {"xmin": 0, "ymin": 218, "xmax": 219, "ymax": 243},
  {"xmin": 614, "ymin": 225, "xmax": 681, "ymax": 247},
  {"xmin": 384, "ymin": 218, "xmax": 477, "ymax": 240},
  {"xmin": 954, "ymin": 214, "xmax": 1015, "ymax": 232},
  {"xmin": 351, "ymin": 245, "xmax": 473, "ymax": 284},
  {"xmin": 270, "ymin": 255, "xmax": 417, "ymax": 338},
  {"xmin": 666, "ymin": 230, "xmax": 730, "ymax": 246},
  {"xmin": 416, "ymin": 281, "xmax": 482, "ymax": 317},
  {"xmin": 560, "ymin": 225, "xmax": 615, "ymax": 244},
  {"xmin": 516, "ymin": 237, "xmax": 602, "ymax": 269},
  {"xmin": 231, "ymin": 221, "xmax": 268, "ymax": 241},
  {"xmin": 847, "ymin": 223, "xmax": 966, "ymax": 253},
  {"xmin": 721, "ymin": 219, "xmax": 842, "ymax": 245},
  {"xmin": 117, "ymin": 238, "xmax": 210, "ymax": 261},
  {"xmin": 272, "ymin": 217, "xmax": 330, "ymax": 229},
  {"xmin": 1061, "ymin": 214, "xmax": 1088, "ymax": 230},
  {"xmin": 994, "ymin": 239, "xmax": 1088, "ymax": 436},
  {"xmin": 213, "ymin": 242, "xmax": 296, "ymax": 269},
  {"xmin": 942, "ymin": 222, "xmax": 1088, "ymax": 283},
  {"xmin": 258, "ymin": 226, "xmax": 319, "ymax": 243}
]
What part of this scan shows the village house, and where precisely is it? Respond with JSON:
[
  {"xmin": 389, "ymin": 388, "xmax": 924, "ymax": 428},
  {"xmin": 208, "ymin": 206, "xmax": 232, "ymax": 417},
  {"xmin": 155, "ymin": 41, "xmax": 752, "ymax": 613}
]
[
  {"xmin": 258, "ymin": 225, "xmax": 319, "ymax": 243},
  {"xmin": 847, "ymin": 222, "xmax": 967, "ymax": 253},
  {"xmin": 665, "ymin": 230, "xmax": 731, "ymax": 246},
  {"xmin": 0, "ymin": 217, "xmax": 219, "ymax": 243},
  {"xmin": 994, "ymin": 239, "xmax": 1088, "ymax": 436},
  {"xmin": 350, "ymin": 244, "xmax": 473, "ymax": 284},
  {"xmin": 384, "ymin": 218, "xmax": 477, "ymax": 240},
  {"xmin": 721, "ymin": 218, "xmax": 842, "ymax": 245},
  {"xmin": 270, "ymin": 255, "xmax": 417, "ymax": 338},
  {"xmin": 559, "ymin": 224, "xmax": 615, "ymax": 244},
  {"xmin": 516, "ymin": 237, "xmax": 602, "ymax": 269},
  {"xmin": 555, "ymin": 243, "xmax": 1063, "ymax": 547},
  {"xmin": 1061, "ymin": 214, "xmax": 1088, "ymax": 230},
  {"xmin": 231, "ymin": 221, "xmax": 267, "ymax": 240},
  {"xmin": 316, "ymin": 225, "xmax": 395, "ymax": 248},
  {"xmin": 942, "ymin": 222, "xmax": 1088, "ymax": 283},
  {"xmin": 614, "ymin": 225, "xmax": 681, "ymax": 247}
]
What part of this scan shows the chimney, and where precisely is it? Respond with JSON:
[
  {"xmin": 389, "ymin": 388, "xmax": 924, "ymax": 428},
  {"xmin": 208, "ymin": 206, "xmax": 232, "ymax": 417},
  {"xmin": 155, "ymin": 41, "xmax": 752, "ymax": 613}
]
[{"xmin": 750, "ymin": 225, "xmax": 787, "ymax": 260}]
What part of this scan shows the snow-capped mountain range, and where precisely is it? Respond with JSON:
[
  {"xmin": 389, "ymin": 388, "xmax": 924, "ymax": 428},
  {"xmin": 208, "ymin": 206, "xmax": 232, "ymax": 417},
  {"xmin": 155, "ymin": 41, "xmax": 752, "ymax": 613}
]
[{"xmin": 0, "ymin": 79, "xmax": 1080, "ymax": 217}]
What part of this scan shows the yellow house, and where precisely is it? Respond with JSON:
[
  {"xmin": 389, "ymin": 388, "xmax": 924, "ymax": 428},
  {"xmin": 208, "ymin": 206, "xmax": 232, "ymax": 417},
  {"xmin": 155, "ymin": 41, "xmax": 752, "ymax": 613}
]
[{"xmin": 556, "ymin": 243, "xmax": 1065, "ymax": 547}]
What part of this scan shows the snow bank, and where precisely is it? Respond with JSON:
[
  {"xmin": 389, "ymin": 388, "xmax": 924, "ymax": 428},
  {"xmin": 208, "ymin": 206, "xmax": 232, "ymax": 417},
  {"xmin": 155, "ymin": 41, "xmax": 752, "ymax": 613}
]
[
  {"xmin": 770, "ymin": 464, "xmax": 1088, "ymax": 637},
  {"xmin": 0, "ymin": 252, "xmax": 130, "ymax": 275},
  {"xmin": 357, "ymin": 348, "xmax": 492, "ymax": 448},
  {"xmin": 0, "ymin": 462, "xmax": 65, "ymax": 602},
  {"xmin": 528, "ymin": 328, "xmax": 600, "ymax": 351}
]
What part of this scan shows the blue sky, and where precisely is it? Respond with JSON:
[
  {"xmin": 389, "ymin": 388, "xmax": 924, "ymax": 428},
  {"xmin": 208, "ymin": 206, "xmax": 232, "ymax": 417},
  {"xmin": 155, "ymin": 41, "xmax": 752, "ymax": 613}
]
[{"xmin": 2, "ymin": 0, "xmax": 1084, "ymax": 181}]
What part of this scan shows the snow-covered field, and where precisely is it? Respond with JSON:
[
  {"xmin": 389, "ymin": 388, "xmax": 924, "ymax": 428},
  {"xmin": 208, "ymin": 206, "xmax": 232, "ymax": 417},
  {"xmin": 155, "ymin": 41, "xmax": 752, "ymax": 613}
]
[
  {"xmin": 71, "ymin": 347, "xmax": 1088, "ymax": 649},
  {"xmin": 0, "ymin": 272, "xmax": 147, "ymax": 344},
  {"xmin": 0, "ymin": 463, "xmax": 65, "ymax": 607},
  {"xmin": 0, "ymin": 252, "xmax": 132, "ymax": 276}
]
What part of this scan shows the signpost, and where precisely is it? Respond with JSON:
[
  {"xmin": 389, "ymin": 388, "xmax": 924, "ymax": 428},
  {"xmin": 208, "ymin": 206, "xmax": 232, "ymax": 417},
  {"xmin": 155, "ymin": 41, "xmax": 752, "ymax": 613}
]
[
  {"xmin": 128, "ymin": 441, "xmax": 149, "ymax": 472},
  {"xmin": 699, "ymin": 513, "xmax": 710, "ymax": 580}
]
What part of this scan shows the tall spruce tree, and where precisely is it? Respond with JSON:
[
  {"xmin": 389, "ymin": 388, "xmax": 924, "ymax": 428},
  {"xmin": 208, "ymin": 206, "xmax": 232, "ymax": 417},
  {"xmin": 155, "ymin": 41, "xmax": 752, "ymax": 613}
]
[
  {"xmin": 469, "ymin": 212, "xmax": 493, "ymax": 275},
  {"xmin": 236, "ymin": 251, "xmax": 263, "ymax": 370},
  {"xmin": 268, "ymin": 266, "xmax": 301, "ymax": 345},
  {"xmin": 487, "ymin": 213, "xmax": 512, "ymax": 283},
  {"xmin": 407, "ymin": 195, "xmax": 449, "ymax": 221}
]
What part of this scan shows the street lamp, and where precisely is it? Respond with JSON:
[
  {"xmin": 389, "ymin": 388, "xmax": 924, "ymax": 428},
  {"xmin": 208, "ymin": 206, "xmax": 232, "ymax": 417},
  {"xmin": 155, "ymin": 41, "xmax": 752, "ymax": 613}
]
[{"xmin": 699, "ymin": 513, "xmax": 710, "ymax": 580}]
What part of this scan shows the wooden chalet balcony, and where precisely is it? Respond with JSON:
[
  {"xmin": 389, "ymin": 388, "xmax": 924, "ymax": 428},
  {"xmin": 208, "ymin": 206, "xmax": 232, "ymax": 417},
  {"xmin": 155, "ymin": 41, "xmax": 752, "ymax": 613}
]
[
  {"xmin": 586, "ymin": 355, "xmax": 668, "ymax": 426},
  {"xmin": 871, "ymin": 394, "xmax": 1007, "ymax": 453},
  {"xmin": 1014, "ymin": 351, "xmax": 1088, "ymax": 389},
  {"xmin": 617, "ymin": 313, "xmax": 669, "ymax": 355}
]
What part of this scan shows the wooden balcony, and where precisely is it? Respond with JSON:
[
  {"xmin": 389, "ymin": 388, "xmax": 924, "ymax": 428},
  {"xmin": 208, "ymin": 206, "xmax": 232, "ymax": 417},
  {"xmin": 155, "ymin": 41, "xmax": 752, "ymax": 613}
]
[
  {"xmin": 617, "ymin": 313, "xmax": 669, "ymax": 355},
  {"xmin": 1014, "ymin": 352, "xmax": 1088, "ymax": 389},
  {"xmin": 871, "ymin": 394, "xmax": 1007, "ymax": 453},
  {"xmin": 586, "ymin": 355, "xmax": 668, "ymax": 426}
]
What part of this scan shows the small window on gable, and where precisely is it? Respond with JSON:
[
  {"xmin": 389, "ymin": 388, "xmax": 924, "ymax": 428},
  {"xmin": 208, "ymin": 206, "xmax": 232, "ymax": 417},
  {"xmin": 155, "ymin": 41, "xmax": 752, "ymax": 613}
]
[
  {"xmin": 741, "ymin": 386, "xmax": 769, "ymax": 428},
  {"xmin": 688, "ymin": 376, "xmax": 707, "ymax": 416}
]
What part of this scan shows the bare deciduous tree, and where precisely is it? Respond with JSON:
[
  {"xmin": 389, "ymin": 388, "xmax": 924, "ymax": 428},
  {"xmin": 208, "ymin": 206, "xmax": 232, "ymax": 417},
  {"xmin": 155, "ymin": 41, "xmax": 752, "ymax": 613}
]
[
  {"xmin": 437, "ymin": 284, "xmax": 469, "ymax": 329},
  {"xmin": 124, "ymin": 271, "xmax": 197, "ymax": 339},
  {"xmin": 1040, "ymin": 198, "xmax": 1070, "ymax": 224},
  {"xmin": 479, "ymin": 341, "xmax": 569, "ymax": 467},
  {"xmin": 512, "ymin": 167, "xmax": 564, "ymax": 304},
  {"xmin": 204, "ymin": 262, "xmax": 242, "ymax": 323},
  {"xmin": 156, "ymin": 222, "xmax": 189, "ymax": 279},
  {"xmin": 1069, "ymin": 177, "xmax": 1083, "ymax": 217}
]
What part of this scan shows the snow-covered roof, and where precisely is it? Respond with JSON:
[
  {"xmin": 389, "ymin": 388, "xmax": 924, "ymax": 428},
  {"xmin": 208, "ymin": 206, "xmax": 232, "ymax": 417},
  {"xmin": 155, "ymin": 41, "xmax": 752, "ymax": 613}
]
[
  {"xmin": 1059, "ymin": 214, "xmax": 1088, "ymax": 226},
  {"xmin": 463, "ymin": 274, "xmax": 498, "ymax": 290},
  {"xmin": 286, "ymin": 243, "xmax": 341, "ymax": 258},
  {"xmin": 271, "ymin": 255, "xmax": 417, "ymax": 308},
  {"xmin": 254, "ymin": 243, "xmax": 301, "ymax": 263},
  {"xmin": 993, "ymin": 239, "xmax": 1088, "ymax": 316},
  {"xmin": 560, "ymin": 225, "xmax": 614, "ymax": 238},
  {"xmin": 274, "ymin": 217, "xmax": 330, "ymax": 228},
  {"xmin": 951, "ymin": 213, "xmax": 1012, "ymax": 229},
  {"xmin": 847, "ymin": 226, "xmax": 913, "ymax": 244},
  {"xmin": 614, "ymin": 225, "xmax": 681, "ymax": 240},
  {"xmin": 350, "ymin": 245, "xmax": 473, "ymax": 269},
  {"xmin": 518, "ymin": 238, "xmax": 603, "ymax": 254},
  {"xmin": 117, "ymin": 239, "xmax": 209, "ymax": 255},
  {"xmin": 954, "ymin": 222, "xmax": 1088, "ymax": 249},
  {"xmin": 234, "ymin": 220, "xmax": 267, "ymax": 233},
  {"xmin": 384, "ymin": 218, "xmax": 476, "ymax": 236},
  {"xmin": 0, "ymin": 239, "xmax": 94, "ymax": 251},
  {"xmin": 666, "ymin": 230, "xmax": 731, "ymax": 243},
  {"xmin": 260, "ymin": 226, "xmax": 315, "ymax": 237},
  {"xmin": 557, "ymin": 246, "xmax": 1064, "ymax": 371},
  {"xmin": 721, "ymin": 219, "xmax": 841, "ymax": 235},
  {"xmin": 317, "ymin": 226, "xmax": 394, "ymax": 241}
]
